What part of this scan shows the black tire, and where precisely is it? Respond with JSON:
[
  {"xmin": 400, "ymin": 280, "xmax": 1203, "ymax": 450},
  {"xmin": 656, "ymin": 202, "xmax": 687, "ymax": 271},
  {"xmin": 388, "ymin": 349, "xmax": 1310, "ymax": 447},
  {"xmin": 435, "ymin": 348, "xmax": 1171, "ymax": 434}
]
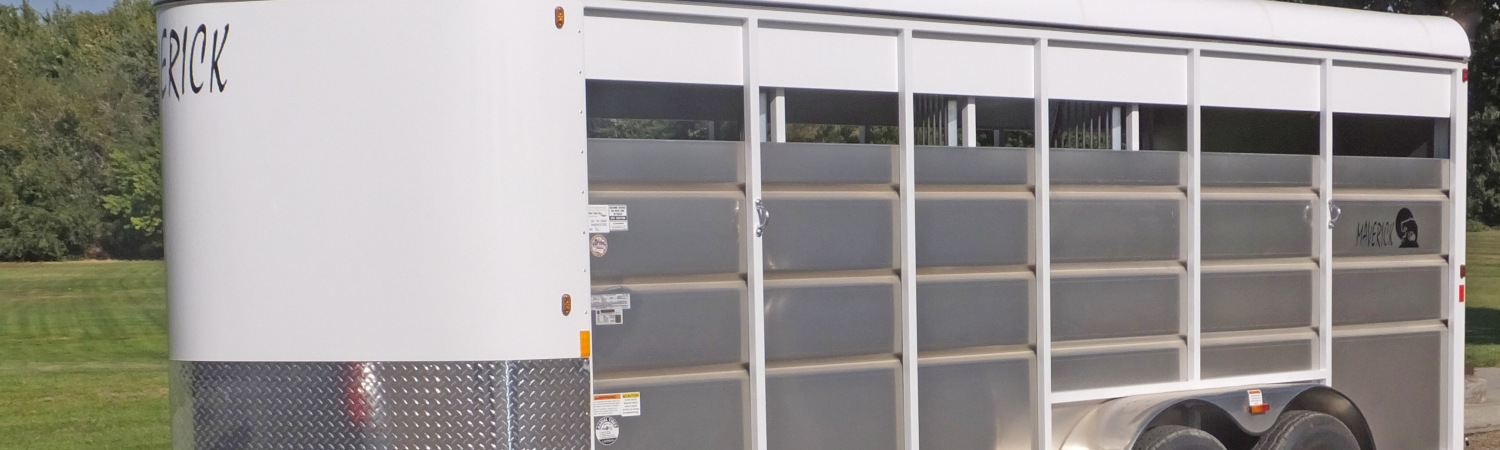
[
  {"xmin": 1252, "ymin": 410, "xmax": 1360, "ymax": 450},
  {"xmin": 1134, "ymin": 425, "xmax": 1229, "ymax": 450}
]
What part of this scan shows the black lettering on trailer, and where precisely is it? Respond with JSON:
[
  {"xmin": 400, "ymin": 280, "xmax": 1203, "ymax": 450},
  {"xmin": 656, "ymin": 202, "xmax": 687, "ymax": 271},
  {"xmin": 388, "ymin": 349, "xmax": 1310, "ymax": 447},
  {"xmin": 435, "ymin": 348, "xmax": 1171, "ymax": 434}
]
[
  {"xmin": 190, "ymin": 25, "xmax": 206, "ymax": 93},
  {"xmin": 161, "ymin": 24, "xmax": 227, "ymax": 99},
  {"xmin": 211, "ymin": 25, "xmax": 228, "ymax": 92}
]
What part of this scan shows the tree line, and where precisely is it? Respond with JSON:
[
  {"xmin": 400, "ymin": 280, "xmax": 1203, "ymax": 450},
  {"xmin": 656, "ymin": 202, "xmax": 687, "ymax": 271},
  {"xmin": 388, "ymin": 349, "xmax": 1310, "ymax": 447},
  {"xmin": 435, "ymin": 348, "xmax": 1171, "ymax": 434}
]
[
  {"xmin": 0, "ymin": 0, "xmax": 1497, "ymax": 261},
  {"xmin": 1, "ymin": 0, "xmax": 158, "ymax": 260}
]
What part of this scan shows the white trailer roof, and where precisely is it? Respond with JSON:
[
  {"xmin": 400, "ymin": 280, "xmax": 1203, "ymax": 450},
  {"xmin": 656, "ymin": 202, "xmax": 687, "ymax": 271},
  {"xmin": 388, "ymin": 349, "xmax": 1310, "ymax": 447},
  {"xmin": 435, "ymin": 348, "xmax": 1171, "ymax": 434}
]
[{"xmin": 714, "ymin": 0, "xmax": 1470, "ymax": 59}]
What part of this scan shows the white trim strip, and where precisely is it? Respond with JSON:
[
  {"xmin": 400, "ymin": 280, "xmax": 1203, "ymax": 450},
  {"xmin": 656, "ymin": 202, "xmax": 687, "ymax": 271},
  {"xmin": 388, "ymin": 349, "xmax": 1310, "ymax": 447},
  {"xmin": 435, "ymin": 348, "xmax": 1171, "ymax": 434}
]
[
  {"xmin": 1317, "ymin": 58, "xmax": 1335, "ymax": 387},
  {"xmin": 581, "ymin": 1, "xmax": 1466, "ymax": 72},
  {"xmin": 741, "ymin": 18, "xmax": 769, "ymax": 450},
  {"xmin": 1186, "ymin": 48, "xmax": 1203, "ymax": 383},
  {"xmin": 1032, "ymin": 37, "xmax": 1053, "ymax": 450},
  {"xmin": 896, "ymin": 28, "xmax": 921, "ymax": 450},
  {"xmin": 1442, "ymin": 66, "xmax": 1467, "ymax": 450},
  {"xmin": 1049, "ymin": 370, "xmax": 1330, "ymax": 404}
]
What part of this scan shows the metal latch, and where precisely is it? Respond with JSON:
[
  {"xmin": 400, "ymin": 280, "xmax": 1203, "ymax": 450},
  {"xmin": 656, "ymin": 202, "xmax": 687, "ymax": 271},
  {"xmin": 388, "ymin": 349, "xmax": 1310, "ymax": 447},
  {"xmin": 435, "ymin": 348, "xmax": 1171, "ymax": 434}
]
[
  {"xmin": 1328, "ymin": 202, "xmax": 1342, "ymax": 229},
  {"xmin": 755, "ymin": 199, "xmax": 770, "ymax": 237}
]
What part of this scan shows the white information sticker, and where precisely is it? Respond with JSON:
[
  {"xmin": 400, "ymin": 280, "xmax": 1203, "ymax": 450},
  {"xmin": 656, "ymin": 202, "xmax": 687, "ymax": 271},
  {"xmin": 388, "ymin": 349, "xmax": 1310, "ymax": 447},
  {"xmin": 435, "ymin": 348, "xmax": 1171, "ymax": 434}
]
[
  {"xmin": 593, "ymin": 392, "xmax": 642, "ymax": 417},
  {"xmin": 595, "ymin": 416, "xmax": 619, "ymax": 446},
  {"xmin": 591, "ymin": 293, "xmax": 631, "ymax": 310},
  {"xmin": 588, "ymin": 205, "xmax": 611, "ymax": 233},
  {"xmin": 595, "ymin": 309, "xmax": 623, "ymax": 325},
  {"xmin": 607, "ymin": 205, "xmax": 629, "ymax": 232},
  {"xmin": 1247, "ymin": 389, "xmax": 1264, "ymax": 407}
]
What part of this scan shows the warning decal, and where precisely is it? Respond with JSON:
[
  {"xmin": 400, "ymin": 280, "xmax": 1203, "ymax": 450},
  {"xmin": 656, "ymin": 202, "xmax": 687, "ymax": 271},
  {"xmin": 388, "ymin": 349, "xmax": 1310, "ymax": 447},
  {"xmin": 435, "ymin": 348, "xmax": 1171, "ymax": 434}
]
[{"xmin": 593, "ymin": 392, "xmax": 642, "ymax": 417}]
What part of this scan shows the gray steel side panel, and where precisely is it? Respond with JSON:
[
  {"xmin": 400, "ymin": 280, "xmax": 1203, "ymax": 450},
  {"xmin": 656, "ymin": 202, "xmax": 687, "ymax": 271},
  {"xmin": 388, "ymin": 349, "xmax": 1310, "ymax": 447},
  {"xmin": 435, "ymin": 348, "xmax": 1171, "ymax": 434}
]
[
  {"xmin": 762, "ymin": 142, "xmax": 895, "ymax": 184},
  {"xmin": 918, "ymin": 358, "xmax": 1033, "ymax": 450},
  {"xmin": 1202, "ymin": 200, "xmax": 1313, "ymax": 260},
  {"xmin": 590, "ymin": 286, "xmax": 744, "ymax": 373},
  {"xmin": 1201, "ymin": 339, "xmax": 1313, "ymax": 379},
  {"xmin": 1332, "ymin": 155, "xmax": 1445, "ymax": 189},
  {"xmin": 1201, "ymin": 270, "xmax": 1314, "ymax": 332},
  {"xmin": 916, "ymin": 198, "xmax": 1031, "ymax": 267},
  {"xmin": 1051, "ymin": 199, "xmax": 1181, "ymax": 263},
  {"xmin": 591, "ymin": 376, "xmax": 747, "ymax": 449},
  {"xmin": 170, "ymin": 359, "xmax": 591, "ymax": 449},
  {"xmin": 588, "ymin": 194, "xmax": 744, "ymax": 278},
  {"xmin": 1053, "ymin": 348, "xmax": 1180, "ymax": 391},
  {"xmin": 767, "ymin": 366, "xmax": 901, "ymax": 450},
  {"xmin": 762, "ymin": 197, "xmax": 896, "ymax": 272},
  {"xmin": 588, "ymin": 139, "xmax": 742, "ymax": 184},
  {"xmin": 1051, "ymin": 149, "xmax": 1182, "ymax": 186},
  {"xmin": 916, "ymin": 278, "xmax": 1031, "ymax": 351},
  {"xmin": 765, "ymin": 282, "xmax": 898, "ymax": 361},
  {"xmin": 1333, "ymin": 332, "xmax": 1442, "ymax": 450},
  {"xmin": 914, "ymin": 146, "xmax": 1030, "ymax": 185},
  {"xmin": 1332, "ymin": 266, "xmax": 1444, "ymax": 325},
  {"xmin": 1202, "ymin": 153, "xmax": 1315, "ymax": 187},
  {"xmin": 1052, "ymin": 274, "xmax": 1180, "ymax": 341}
]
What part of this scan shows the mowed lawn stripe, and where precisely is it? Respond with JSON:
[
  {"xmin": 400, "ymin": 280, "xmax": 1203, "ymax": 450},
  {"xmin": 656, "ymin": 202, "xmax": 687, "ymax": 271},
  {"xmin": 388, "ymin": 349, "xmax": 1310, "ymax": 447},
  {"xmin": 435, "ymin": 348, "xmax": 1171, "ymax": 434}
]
[
  {"xmin": 1468, "ymin": 230, "xmax": 1500, "ymax": 367},
  {"xmin": 0, "ymin": 261, "xmax": 168, "ymax": 449}
]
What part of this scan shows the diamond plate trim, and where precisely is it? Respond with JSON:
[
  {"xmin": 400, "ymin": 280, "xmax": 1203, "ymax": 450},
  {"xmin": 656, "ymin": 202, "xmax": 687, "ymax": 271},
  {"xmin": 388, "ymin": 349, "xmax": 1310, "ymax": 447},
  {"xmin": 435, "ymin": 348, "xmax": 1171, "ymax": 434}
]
[{"xmin": 170, "ymin": 359, "xmax": 590, "ymax": 449}]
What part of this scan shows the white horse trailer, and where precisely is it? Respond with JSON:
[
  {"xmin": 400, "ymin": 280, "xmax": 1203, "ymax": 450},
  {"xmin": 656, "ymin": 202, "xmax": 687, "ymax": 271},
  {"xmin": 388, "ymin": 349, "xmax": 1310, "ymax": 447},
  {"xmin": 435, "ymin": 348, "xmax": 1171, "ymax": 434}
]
[{"xmin": 157, "ymin": 0, "xmax": 1470, "ymax": 448}]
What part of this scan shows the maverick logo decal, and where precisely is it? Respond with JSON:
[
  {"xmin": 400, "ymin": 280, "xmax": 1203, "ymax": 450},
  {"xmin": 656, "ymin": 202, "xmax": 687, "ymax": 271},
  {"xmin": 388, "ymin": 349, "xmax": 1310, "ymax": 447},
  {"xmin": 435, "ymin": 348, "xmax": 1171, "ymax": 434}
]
[
  {"xmin": 160, "ymin": 24, "xmax": 228, "ymax": 99},
  {"xmin": 1354, "ymin": 207, "xmax": 1418, "ymax": 248}
]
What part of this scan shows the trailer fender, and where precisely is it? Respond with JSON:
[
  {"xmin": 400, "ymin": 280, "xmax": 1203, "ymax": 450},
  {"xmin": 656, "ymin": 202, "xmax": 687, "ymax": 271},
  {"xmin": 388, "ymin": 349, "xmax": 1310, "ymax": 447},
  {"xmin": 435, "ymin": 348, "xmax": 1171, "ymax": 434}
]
[{"xmin": 1056, "ymin": 384, "xmax": 1373, "ymax": 450}]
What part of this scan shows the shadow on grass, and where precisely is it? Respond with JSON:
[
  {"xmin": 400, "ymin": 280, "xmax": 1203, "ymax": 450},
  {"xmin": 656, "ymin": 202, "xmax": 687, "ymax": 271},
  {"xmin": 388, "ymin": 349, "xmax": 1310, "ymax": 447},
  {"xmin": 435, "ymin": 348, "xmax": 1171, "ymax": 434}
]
[{"xmin": 1470, "ymin": 307, "xmax": 1500, "ymax": 345}]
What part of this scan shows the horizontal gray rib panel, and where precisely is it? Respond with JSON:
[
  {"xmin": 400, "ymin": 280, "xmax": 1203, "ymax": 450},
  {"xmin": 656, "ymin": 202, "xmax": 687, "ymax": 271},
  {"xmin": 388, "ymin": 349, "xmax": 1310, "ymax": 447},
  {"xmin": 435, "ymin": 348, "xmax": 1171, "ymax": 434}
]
[{"xmin": 588, "ymin": 139, "xmax": 741, "ymax": 184}]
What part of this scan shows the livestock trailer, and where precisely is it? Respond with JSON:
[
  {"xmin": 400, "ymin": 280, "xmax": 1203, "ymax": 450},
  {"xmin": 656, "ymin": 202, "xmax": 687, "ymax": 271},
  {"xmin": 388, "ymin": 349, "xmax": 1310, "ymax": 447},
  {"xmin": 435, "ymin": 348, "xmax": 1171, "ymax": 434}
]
[{"xmin": 157, "ymin": 0, "xmax": 1470, "ymax": 448}]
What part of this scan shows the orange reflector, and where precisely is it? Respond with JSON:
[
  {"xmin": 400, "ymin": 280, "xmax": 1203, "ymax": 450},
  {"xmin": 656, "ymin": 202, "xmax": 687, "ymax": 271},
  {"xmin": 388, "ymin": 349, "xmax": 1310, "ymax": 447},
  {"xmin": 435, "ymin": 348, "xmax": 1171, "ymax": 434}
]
[
  {"xmin": 581, "ymin": 330, "xmax": 592, "ymax": 357},
  {"xmin": 1461, "ymin": 285, "xmax": 1466, "ymax": 303},
  {"xmin": 1249, "ymin": 404, "xmax": 1271, "ymax": 415},
  {"xmin": 555, "ymin": 6, "xmax": 565, "ymax": 29}
]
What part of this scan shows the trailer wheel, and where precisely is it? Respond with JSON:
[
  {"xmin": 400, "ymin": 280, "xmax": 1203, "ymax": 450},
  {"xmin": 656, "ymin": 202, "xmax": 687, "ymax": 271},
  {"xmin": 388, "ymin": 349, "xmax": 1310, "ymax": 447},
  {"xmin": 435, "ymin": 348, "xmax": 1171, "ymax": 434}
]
[
  {"xmin": 1133, "ymin": 425, "xmax": 1228, "ymax": 450},
  {"xmin": 1252, "ymin": 410, "xmax": 1359, "ymax": 450}
]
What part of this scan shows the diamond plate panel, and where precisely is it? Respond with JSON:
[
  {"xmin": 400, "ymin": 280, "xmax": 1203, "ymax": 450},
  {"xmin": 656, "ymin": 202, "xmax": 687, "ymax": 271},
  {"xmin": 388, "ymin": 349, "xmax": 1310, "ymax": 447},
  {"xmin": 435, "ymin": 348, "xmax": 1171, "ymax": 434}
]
[{"xmin": 170, "ymin": 359, "xmax": 590, "ymax": 450}]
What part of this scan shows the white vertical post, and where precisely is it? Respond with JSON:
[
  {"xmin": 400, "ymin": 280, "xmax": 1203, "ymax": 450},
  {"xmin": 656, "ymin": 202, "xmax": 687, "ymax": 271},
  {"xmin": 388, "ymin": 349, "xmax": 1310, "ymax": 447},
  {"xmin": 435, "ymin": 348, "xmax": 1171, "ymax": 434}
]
[
  {"xmin": 946, "ymin": 99, "xmax": 960, "ymax": 147},
  {"xmin": 1317, "ymin": 59, "xmax": 1335, "ymax": 386},
  {"xmin": 1111, "ymin": 106, "xmax": 1123, "ymax": 150},
  {"xmin": 741, "ymin": 18, "xmax": 769, "ymax": 450},
  {"xmin": 1185, "ymin": 49, "xmax": 1203, "ymax": 382},
  {"xmin": 963, "ymin": 97, "xmax": 977, "ymax": 148},
  {"xmin": 771, "ymin": 88, "xmax": 787, "ymax": 143},
  {"xmin": 896, "ymin": 29, "xmax": 920, "ymax": 450},
  {"xmin": 1127, "ymin": 104, "xmax": 1141, "ymax": 151},
  {"xmin": 1443, "ymin": 67, "xmax": 1468, "ymax": 450},
  {"xmin": 1031, "ymin": 38, "xmax": 1053, "ymax": 450}
]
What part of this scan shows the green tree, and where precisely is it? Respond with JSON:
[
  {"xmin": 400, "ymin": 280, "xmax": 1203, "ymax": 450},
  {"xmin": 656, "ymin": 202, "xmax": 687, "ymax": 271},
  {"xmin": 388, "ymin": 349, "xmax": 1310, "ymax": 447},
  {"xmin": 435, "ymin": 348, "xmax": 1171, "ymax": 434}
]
[{"xmin": 0, "ymin": 0, "xmax": 161, "ymax": 260}]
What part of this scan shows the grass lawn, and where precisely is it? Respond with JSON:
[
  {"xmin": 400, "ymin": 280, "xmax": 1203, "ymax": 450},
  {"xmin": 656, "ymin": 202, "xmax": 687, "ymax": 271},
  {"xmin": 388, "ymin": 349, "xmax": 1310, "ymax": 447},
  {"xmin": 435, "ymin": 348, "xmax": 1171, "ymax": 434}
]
[
  {"xmin": 1469, "ymin": 230, "xmax": 1500, "ymax": 367},
  {"xmin": 0, "ymin": 261, "xmax": 167, "ymax": 449}
]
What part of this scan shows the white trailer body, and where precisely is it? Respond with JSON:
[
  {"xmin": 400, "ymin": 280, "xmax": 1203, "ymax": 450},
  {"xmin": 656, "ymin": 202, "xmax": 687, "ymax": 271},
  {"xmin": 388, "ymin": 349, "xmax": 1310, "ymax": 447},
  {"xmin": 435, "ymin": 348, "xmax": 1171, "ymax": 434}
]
[{"xmin": 157, "ymin": 0, "xmax": 1470, "ymax": 448}]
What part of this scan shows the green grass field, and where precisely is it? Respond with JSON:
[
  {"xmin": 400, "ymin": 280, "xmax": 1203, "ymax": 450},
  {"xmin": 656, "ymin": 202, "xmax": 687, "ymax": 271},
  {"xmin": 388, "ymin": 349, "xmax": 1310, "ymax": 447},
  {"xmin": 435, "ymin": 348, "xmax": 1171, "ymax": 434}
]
[
  {"xmin": 1467, "ymin": 230, "xmax": 1500, "ymax": 367},
  {"xmin": 0, "ymin": 261, "xmax": 168, "ymax": 449},
  {"xmin": 3, "ymin": 235, "xmax": 1500, "ymax": 447}
]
